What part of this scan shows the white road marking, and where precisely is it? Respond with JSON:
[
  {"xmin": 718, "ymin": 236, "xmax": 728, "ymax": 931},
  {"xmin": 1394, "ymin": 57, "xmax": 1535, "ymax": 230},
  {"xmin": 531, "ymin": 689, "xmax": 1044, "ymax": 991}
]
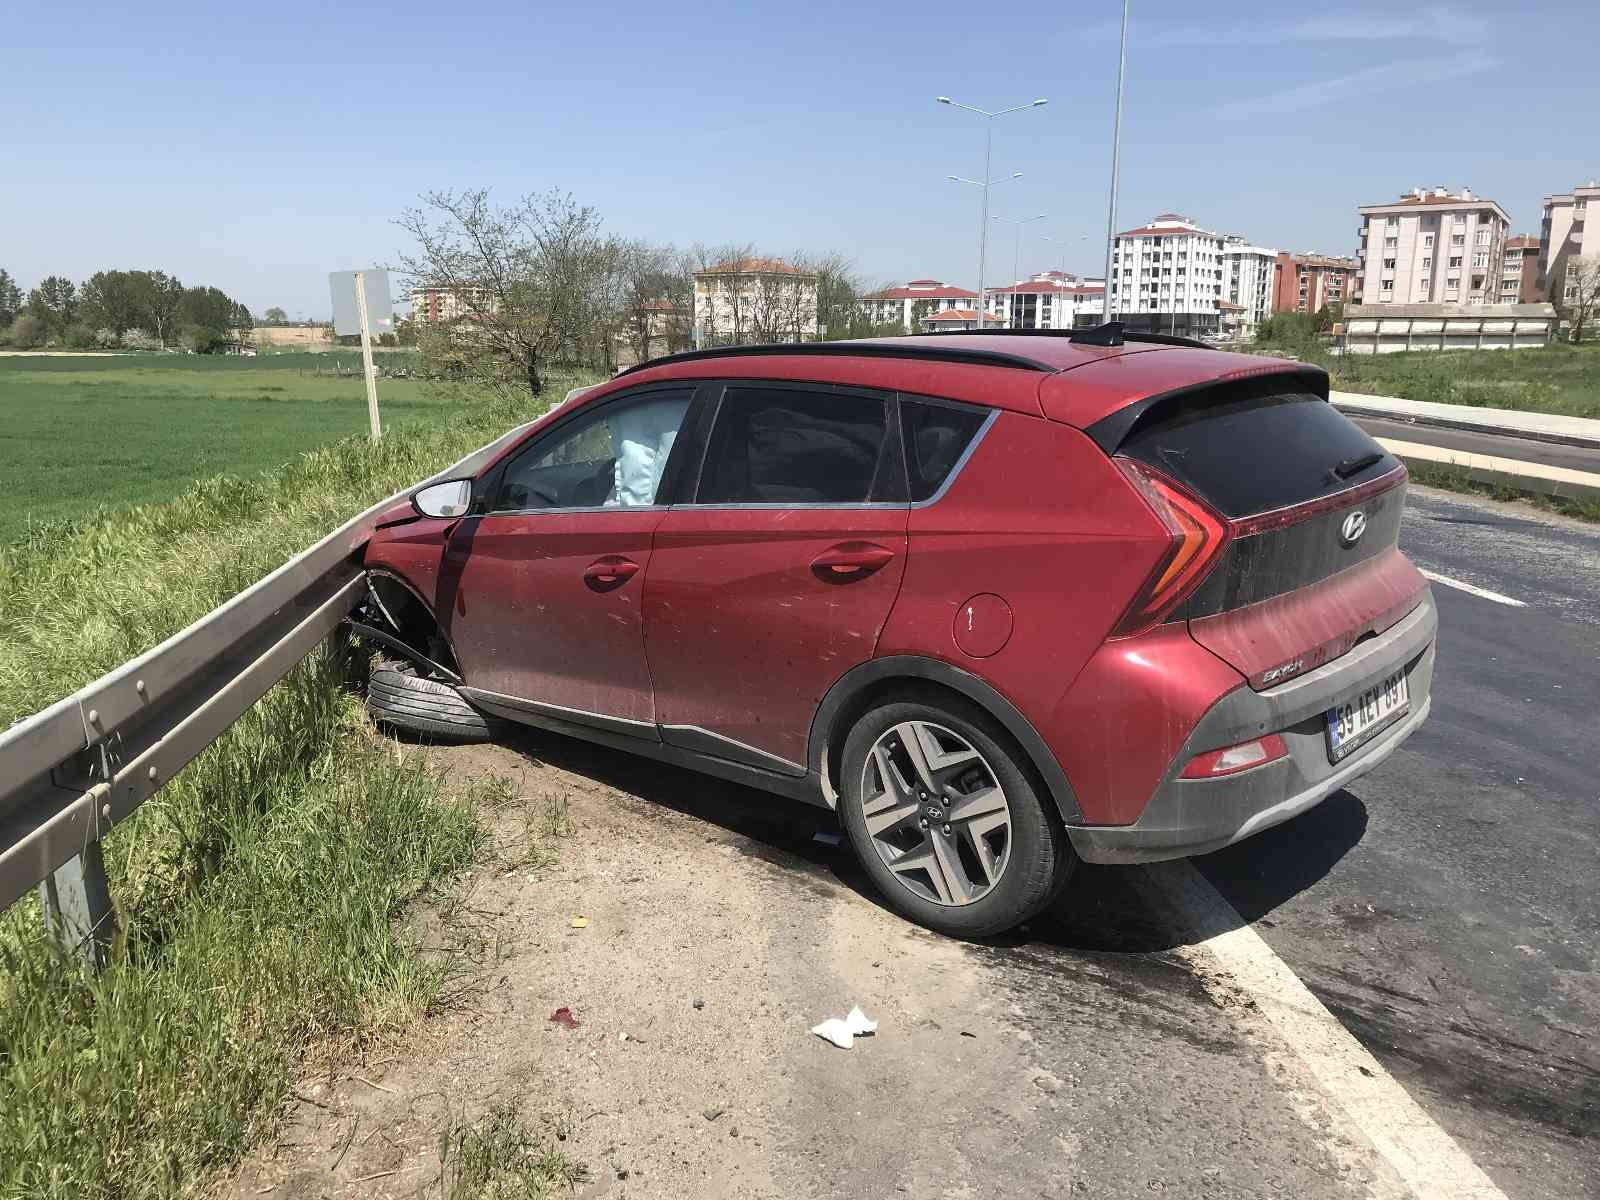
[
  {"xmin": 1418, "ymin": 569, "xmax": 1527, "ymax": 608},
  {"xmin": 1144, "ymin": 861, "xmax": 1510, "ymax": 1200}
]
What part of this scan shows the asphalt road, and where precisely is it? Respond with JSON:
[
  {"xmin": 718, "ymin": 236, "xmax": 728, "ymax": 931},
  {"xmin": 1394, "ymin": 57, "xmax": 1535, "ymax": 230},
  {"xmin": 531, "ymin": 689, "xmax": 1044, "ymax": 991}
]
[
  {"xmin": 1189, "ymin": 484, "xmax": 1600, "ymax": 1197},
  {"xmin": 1351, "ymin": 415, "xmax": 1600, "ymax": 475}
]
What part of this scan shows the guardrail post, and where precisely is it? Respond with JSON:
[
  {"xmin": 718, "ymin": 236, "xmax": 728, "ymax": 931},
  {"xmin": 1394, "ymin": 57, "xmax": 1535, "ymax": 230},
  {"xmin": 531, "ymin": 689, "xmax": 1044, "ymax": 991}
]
[{"xmin": 39, "ymin": 843, "xmax": 114, "ymax": 971}]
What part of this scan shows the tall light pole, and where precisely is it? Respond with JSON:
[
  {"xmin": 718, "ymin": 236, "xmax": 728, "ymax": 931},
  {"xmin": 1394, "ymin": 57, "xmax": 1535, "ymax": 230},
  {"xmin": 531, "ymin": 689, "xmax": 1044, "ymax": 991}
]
[
  {"xmin": 1102, "ymin": 0, "xmax": 1129, "ymax": 322},
  {"xmin": 993, "ymin": 213, "xmax": 1047, "ymax": 328},
  {"xmin": 939, "ymin": 96, "xmax": 1048, "ymax": 328}
]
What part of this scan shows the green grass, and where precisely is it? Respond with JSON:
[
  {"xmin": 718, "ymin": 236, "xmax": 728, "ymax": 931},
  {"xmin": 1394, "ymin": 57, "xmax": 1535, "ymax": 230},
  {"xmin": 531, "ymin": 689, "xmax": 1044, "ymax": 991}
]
[
  {"xmin": 1406, "ymin": 459, "xmax": 1600, "ymax": 522},
  {"xmin": 437, "ymin": 1102, "xmax": 588, "ymax": 1199},
  {"xmin": 0, "ymin": 371, "xmax": 597, "ymax": 1198},
  {"xmin": 0, "ymin": 351, "xmax": 442, "ymax": 544},
  {"xmin": 1256, "ymin": 336, "xmax": 1600, "ymax": 420}
]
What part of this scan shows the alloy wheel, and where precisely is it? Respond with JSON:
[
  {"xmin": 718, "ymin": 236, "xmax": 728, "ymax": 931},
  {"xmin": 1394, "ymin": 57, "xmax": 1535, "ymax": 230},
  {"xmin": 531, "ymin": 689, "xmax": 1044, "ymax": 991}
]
[{"xmin": 859, "ymin": 720, "xmax": 1012, "ymax": 907}]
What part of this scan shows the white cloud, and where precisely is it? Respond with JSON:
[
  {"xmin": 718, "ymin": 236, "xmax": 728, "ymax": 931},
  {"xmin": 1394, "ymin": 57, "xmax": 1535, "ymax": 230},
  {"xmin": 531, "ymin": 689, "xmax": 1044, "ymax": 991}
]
[
  {"xmin": 1209, "ymin": 52, "xmax": 1497, "ymax": 120},
  {"xmin": 1081, "ymin": 5, "xmax": 1492, "ymax": 49}
]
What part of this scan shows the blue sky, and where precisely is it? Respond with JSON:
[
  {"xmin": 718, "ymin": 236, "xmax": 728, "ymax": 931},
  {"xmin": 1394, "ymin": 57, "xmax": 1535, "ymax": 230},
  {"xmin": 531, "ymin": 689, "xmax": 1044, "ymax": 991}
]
[{"xmin": 5, "ymin": 0, "xmax": 1596, "ymax": 319}]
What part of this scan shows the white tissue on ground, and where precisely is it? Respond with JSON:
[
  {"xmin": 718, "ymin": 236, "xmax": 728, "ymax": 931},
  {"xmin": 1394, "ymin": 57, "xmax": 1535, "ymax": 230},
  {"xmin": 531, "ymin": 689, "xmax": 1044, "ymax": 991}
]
[{"xmin": 811, "ymin": 1006, "xmax": 879, "ymax": 1049}]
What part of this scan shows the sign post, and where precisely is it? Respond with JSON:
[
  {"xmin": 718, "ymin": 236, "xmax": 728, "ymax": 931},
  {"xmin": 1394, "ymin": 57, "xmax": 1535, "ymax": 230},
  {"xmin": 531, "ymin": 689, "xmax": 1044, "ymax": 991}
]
[
  {"xmin": 329, "ymin": 269, "xmax": 395, "ymax": 441},
  {"xmin": 353, "ymin": 272, "xmax": 382, "ymax": 439}
]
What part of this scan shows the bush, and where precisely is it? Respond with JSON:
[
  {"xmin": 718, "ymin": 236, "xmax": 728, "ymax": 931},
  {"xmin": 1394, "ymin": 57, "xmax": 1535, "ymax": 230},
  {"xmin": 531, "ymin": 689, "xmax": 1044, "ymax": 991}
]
[
  {"xmin": 121, "ymin": 328, "xmax": 161, "ymax": 351},
  {"xmin": 62, "ymin": 323, "xmax": 99, "ymax": 350},
  {"xmin": 2, "ymin": 313, "xmax": 48, "ymax": 349}
]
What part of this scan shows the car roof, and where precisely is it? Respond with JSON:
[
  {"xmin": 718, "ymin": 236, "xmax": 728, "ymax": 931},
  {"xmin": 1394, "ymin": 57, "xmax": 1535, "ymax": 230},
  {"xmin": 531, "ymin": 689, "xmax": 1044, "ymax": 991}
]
[{"xmin": 579, "ymin": 335, "xmax": 1320, "ymax": 426}]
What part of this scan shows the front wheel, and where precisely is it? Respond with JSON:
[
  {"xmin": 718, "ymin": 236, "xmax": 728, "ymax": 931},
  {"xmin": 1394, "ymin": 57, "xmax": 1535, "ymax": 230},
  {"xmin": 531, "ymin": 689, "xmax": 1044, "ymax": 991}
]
[{"xmin": 838, "ymin": 694, "xmax": 1074, "ymax": 938}]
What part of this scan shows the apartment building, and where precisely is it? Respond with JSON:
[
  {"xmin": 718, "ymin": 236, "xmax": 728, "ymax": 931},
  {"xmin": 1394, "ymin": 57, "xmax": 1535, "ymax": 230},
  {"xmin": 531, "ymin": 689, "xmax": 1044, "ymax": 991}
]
[
  {"xmin": 410, "ymin": 285, "xmax": 496, "ymax": 323},
  {"xmin": 1220, "ymin": 240, "xmax": 1278, "ymax": 335},
  {"xmin": 982, "ymin": 272, "xmax": 1104, "ymax": 330},
  {"xmin": 857, "ymin": 279, "xmax": 978, "ymax": 332},
  {"xmin": 1273, "ymin": 252, "xmax": 1361, "ymax": 313},
  {"xmin": 1108, "ymin": 214, "xmax": 1229, "ymax": 336},
  {"xmin": 1501, "ymin": 236, "xmax": 1541, "ymax": 304},
  {"xmin": 1356, "ymin": 187, "xmax": 1511, "ymax": 306},
  {"xmin": 692, "ymin": 257, "xmax": 819, "ymax": 345},
  {"xmin": 1537, "ymin": 180, "xmax": 1599, "ymax": 303}
]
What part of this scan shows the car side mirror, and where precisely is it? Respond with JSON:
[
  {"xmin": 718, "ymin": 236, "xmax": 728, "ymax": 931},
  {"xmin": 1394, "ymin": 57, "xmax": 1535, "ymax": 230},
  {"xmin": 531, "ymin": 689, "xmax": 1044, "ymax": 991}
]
[{"xmin": 413, "ymin": 479, "xmax": 474, "ymax": 519}]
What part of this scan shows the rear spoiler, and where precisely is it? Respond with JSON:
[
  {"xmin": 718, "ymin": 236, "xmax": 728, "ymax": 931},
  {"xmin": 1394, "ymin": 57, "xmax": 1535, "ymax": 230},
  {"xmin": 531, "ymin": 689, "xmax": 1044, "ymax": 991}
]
[{"xmin": 1084, "ymin": 365, "xmax": 1330, "ymax": 455}]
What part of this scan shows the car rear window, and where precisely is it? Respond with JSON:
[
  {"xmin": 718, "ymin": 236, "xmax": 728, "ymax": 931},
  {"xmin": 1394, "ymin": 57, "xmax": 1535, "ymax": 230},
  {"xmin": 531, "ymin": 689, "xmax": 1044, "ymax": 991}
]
[
  {"xmin": 1118, "ymin": 392, "xmax": 1396, "ymax": 518},
  {"xmin": 901, "ymin": 398, "xmax": 988, "ymax": 502},
  {"xmin": 696, "ymin": 387, "xmax": 890, "ymax": 505}
]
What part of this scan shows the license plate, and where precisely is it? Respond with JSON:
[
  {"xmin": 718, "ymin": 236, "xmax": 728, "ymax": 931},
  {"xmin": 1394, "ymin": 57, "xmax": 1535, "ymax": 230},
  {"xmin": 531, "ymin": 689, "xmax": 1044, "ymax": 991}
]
[{"xmin": 1325, "ymin": 670, "xmax": 1409, "ymax": 763}]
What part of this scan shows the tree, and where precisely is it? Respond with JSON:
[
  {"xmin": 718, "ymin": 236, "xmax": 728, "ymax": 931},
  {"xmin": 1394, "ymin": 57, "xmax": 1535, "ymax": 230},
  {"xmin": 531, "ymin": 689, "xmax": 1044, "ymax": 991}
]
[
  {"xmin": 26, "ymin": 276, "xmax": 77, "ymax": 335},
  {"xmin": 79, "ymin": 270, "xmax": 143, "ymax": 335},
  {"xmin": 0, "ymin": 269, "xmax": 21, "ymax": 327},
  {"xmin": 262, "ymin": 306, "xmax": 289, "ymax": 325},
  {"xmin": 1561, "ymin": 255, "xmax": 1600, "ymax": 344},
  {"xmin": 396, "ymin": 188, "xmax": 617, "ymax": 397},
  {"xmin": 616, "ymin": 240, "xmax": 693, "ymax": 364},
  {"xmin": 130, "ymin": 270, "xmax": 186, "ymax": 347}
]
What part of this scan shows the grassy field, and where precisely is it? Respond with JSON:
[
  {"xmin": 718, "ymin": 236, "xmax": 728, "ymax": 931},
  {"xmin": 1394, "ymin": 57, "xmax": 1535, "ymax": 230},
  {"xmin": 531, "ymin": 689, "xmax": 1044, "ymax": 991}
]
[
  {"xmin": 0, "ymin": 373, "xmax": 597, "ymax": 1197},
  {"xmin": 1281, "ymin": 340, "xmax": 1600, "ymax": 420},
  {"xmin": 0, "ymin": 351, "xmax": 445, "ymax": 544}
]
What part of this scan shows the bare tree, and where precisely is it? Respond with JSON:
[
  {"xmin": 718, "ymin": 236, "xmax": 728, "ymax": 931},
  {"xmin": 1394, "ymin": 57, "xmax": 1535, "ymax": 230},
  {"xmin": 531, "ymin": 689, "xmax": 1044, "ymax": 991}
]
[
  {"xmin": 1561, "ymin": 255, "xmax": 1600, "ymax": 343},
  {"xmin": 395, "ymin": 188, "xmax": 614, "ymax": 397},
  {"xmin": 615, "ymin": 241, "xmax": 693, "ymax": 364}
]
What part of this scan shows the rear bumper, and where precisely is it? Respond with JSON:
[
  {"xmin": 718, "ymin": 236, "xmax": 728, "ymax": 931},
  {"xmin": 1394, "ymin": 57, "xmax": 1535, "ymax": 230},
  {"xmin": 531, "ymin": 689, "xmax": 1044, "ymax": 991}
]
[{"xmin": 1067, "ymin": 592, "xmax": 1437, "ymax": 864}]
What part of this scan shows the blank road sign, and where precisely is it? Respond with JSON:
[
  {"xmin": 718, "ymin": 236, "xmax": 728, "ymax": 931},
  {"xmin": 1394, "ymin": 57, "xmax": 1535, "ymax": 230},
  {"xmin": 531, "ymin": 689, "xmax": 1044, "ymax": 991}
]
[{"xmin": 329, "ymin": 269, "xmax": 394, "ymax": 336}]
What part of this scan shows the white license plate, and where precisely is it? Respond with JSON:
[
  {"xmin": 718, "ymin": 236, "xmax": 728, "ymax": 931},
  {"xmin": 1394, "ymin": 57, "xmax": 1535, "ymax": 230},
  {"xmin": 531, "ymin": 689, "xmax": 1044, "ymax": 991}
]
[{"xmin": 1325, "ymin": 670, "xmax": 1410, "ymax": 763}]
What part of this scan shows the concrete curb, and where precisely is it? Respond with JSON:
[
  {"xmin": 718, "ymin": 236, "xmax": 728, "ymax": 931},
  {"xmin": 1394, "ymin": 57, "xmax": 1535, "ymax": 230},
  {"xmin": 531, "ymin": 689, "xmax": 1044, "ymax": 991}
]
[
  {"xmin": 1376, "ymin": 438, "xmax": 1600, "ymax": 504},
  {"xmin": 1331, "ymin": 392, "xmax": 1600, "ymax": 452}
]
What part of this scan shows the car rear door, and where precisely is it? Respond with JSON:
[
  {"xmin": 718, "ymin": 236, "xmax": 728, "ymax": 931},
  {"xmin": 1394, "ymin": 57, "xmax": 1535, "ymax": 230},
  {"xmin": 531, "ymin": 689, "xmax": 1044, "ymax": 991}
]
[
  {"xmin": 642, "ymin": 381, "xmax": 909, "ymax": 773},
  {"xmin": 443, "ymin": 384, "xmax": 695, "ymax": 733}
]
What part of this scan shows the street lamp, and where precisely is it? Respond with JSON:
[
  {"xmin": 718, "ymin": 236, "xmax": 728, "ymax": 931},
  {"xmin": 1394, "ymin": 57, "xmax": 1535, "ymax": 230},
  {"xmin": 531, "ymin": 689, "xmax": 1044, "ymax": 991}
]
[
  {"xmin": 993, "ymin": 214, "xmax": 1047, "ymax": 328},
  {"xmin": 938, "ymin": 95, "xmax": 1048, "ymax": 328}
]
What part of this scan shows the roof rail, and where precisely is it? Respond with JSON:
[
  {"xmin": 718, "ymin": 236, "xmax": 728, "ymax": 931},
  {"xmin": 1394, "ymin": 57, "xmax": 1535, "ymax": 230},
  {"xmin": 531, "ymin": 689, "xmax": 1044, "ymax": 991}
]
[
  {"xmin": 620, "ymin": 339, "xmax": 1056, "ymax": 376},
  {"xmin": 916, "ymin": 323, "xmax": 1213, "ymax": 351}
]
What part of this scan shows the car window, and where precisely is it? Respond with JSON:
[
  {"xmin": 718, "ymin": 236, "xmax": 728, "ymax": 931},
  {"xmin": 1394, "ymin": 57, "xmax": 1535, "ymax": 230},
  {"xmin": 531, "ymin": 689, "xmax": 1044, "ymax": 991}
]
[
  {"xmin": 494, "ymin": 391, "xmax": 691, "ymax": 512},
  {"xmin": 695, "ymin": 387, "xmax": 889, "ymax": 505},
  {"xmin": 900, "ymin": 399, "xmax": 989, "ymax": 503}
]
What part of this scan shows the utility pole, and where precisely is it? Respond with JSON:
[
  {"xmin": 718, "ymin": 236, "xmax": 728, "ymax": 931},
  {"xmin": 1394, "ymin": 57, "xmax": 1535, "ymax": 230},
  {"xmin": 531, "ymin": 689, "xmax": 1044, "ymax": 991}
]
[{"xmin": 1102, "ymin": 0, "xmax": 1129, "ymax": 322}]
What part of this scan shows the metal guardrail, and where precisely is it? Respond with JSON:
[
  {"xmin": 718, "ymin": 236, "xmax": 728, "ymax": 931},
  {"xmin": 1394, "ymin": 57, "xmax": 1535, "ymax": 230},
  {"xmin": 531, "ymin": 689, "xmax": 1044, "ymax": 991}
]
[{"xmin": 0, "ymin": 420, "xmax": 538, "ymax": 968}]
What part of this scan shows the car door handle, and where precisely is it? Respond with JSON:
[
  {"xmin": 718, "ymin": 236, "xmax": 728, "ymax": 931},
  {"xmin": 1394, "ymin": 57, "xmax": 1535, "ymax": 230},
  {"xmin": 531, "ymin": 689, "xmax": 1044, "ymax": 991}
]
[
  {"xmin": 811, "ymin": 542, "xmax": 896, "ymax": 580},
  {"xmin": 584, "ymin": 556, "xmax": 639, "ymax": 589}
]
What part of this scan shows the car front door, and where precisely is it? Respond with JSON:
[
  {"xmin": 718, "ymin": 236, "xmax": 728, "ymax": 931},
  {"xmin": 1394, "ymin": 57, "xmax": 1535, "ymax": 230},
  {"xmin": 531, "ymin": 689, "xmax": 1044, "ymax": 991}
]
[
  {"xmin": 443, "ymin": 384, "xmax": 695, "ymax": 734},
  {"xmin": 642, "ymin": 382, "xmax": 909, "ymax": 773}
]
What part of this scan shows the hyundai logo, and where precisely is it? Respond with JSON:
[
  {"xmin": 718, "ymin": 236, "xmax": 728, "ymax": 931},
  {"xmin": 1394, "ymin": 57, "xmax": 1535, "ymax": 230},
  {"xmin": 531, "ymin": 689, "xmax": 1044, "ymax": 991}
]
[{"xmin": 1340, "ymin": 510, "xmax": 1368, "ymax": 546}]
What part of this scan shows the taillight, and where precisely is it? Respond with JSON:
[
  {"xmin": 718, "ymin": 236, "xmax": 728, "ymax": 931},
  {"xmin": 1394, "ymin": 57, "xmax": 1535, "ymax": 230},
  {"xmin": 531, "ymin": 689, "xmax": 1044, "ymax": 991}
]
[
  {"xmin": 1110, "ymin": 458, "xmax": 1230, "ymax": 638},
  {"xmin": 1180, "ymin": 734, "xmax": 1289, "ymax": 779}
]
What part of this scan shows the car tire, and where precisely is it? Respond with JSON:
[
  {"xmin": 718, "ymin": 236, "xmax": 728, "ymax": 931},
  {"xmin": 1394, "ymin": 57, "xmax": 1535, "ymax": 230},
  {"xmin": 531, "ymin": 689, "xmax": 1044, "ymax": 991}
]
[
  {"xmin": 838, "ymin": 692, "xmax": 1074, "ymax": 938},
  {"xmin": 366, "ymin": 660, "xmax": 492, "ymax": 743}
]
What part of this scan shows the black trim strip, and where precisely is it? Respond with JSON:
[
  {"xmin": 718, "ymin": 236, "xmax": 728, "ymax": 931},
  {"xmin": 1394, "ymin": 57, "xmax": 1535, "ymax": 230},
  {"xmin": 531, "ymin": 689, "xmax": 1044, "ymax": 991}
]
[{"xmin": 618, "ymin": 340, "xmax": 1055, "ymax": 376}]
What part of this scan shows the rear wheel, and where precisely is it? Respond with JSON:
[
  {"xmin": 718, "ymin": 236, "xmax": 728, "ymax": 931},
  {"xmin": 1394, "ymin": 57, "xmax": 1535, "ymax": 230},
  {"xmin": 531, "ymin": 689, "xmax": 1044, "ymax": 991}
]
[
  {"xmin": 366, "ymin": 661, "xmax": 492, "ymax": 743},
  {"xmin": 838, "ymin": 694, "xmax": 1073, "ymax": 938}
]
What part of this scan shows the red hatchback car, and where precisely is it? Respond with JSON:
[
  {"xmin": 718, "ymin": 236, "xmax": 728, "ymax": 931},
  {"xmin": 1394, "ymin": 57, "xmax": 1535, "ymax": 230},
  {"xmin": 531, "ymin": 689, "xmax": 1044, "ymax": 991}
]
[{"xmin": 357, "ymin": 330, "xmax": 1437, "ymax": 937}]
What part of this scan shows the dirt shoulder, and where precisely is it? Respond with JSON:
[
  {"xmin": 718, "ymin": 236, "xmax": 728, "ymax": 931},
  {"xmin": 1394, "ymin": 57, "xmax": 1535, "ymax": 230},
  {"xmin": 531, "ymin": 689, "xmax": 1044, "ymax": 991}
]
[{"xmin": 221, "ymin": 726, "xmax": 1410, "ymax": 1200}]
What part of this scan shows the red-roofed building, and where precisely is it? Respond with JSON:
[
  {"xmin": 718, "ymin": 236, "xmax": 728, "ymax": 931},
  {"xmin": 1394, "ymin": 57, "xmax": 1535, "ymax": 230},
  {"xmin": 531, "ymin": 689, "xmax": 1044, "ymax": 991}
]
[
  {"xmin": 1357, "ymin": 187, "xmax": 1511, "ymax": 306},
  {"xmin": 1501, "ymin": 234, "xmax": 1541, "ymax": 304},
  {"xmin": 979, "ymin": 272, "xmax": 1105, "ymax": 330},
  {"xmin": 693, "ymin": 257, "xmax": 819, "ymax": 345},
  {"xmin": 858, "ymin": 279, "xmax": 979, "ymax": 332},
  {"xmin": 1273, "ymin": 252, "xmax": 1361, "ymax": 315},
  {"xmin": 1107, "ymin": 213, "xmax": 1234, "ymax": 336},
  {"xmin": 919, "ymin": 307, "xmax": 984, "ymax": 332}
]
